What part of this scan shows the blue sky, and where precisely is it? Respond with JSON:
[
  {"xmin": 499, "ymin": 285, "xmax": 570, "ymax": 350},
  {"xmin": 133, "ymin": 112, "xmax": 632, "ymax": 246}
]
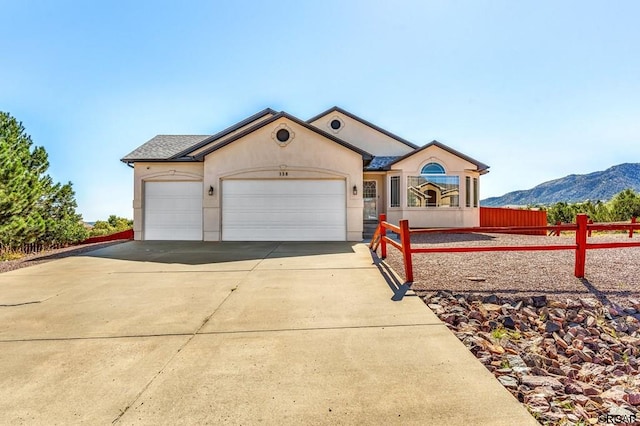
[{"xmin": 2, "ymin": 0, "xmax": 639, "ymax": 221}]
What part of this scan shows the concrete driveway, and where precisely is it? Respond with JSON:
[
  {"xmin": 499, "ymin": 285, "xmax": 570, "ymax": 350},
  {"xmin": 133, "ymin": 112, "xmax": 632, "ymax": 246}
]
[{"xmin": 0, "ymin": 241, "xmax": 536, "ymax": 425}]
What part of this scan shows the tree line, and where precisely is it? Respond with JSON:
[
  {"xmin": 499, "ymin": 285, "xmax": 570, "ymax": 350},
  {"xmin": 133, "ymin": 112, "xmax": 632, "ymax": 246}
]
[
  {"xmin": 1, "ymin": 111, "xmax": 88, "ymax": 250},
  {"xmin": 537, "ymin": 189, "xmax": 640, "ymax": 225},
  {"xmin": 1, "ymin": 112, "xmax": 133, "ymax": 255}
]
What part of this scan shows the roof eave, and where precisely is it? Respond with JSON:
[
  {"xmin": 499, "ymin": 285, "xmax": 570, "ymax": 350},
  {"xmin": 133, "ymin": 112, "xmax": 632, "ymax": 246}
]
[
  {"xmin": 170, "ymin": 108, "xmax": 278, "ymax": 159},
  {"xmin": 119, "ymin": 157, "xmax": 202, "ymax": 163},
  {"xmin": 386, "ymin": 140, "xmax": 490, "ymax": 172}
]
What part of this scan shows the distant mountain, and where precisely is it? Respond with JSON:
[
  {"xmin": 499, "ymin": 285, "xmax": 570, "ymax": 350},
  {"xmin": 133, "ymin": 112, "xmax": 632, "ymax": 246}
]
[{"xmin": 482, "ymin": 163, "xmax": 640, "ymax": 207}]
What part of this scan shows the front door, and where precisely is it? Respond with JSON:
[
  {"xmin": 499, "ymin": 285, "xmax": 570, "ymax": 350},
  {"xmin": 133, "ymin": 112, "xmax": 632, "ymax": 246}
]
[{"xmin": 363, "ymin": 180, "xmax": 377, "ymax": 220}]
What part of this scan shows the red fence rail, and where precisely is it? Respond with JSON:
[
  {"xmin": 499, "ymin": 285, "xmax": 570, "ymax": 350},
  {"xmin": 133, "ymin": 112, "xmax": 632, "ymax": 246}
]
[
  {"xmin": 369, "ymin": 214, "xmax": 640, "ymax": 282},
  {"xmin": 81, "ymin": 229, "xmax": 134, "ymax": 244},
  {"xmin": 480, "ymin": 207, "xmax": 547, "ymax": 235}
]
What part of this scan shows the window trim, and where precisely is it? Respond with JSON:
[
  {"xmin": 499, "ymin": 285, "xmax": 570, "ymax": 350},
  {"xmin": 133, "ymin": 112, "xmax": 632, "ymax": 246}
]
[
  {"xmin": 389, "ymin": 175, "xmax": 400, "ymax": 208},
  {"xmin": 473, "ymin": 177, "xmax": 479, "ymax": 208}
]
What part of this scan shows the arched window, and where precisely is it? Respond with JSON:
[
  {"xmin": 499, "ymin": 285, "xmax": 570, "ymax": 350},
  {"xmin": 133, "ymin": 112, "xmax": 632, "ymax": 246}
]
[
  {"xmin": 421, "ymin": 162, "xmax": 445, "ymax": 175},
  {"xmin": 407, "ymin": 162, "xmax": 460, "ymax": 208}
]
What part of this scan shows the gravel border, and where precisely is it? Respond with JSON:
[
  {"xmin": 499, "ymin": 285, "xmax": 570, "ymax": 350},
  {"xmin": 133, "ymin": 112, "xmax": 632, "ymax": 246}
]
[{"xmin": 0, "ymin": 240, "xmax": 128, "ymax": 274}]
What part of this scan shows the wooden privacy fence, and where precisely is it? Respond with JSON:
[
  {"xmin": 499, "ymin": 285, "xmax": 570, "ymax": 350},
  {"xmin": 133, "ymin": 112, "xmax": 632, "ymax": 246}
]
[
  {"xmin": 480, "ymin": 207, "xmax": 547, "ymax": 235},
  {"xmin": 369, "ymin": 214, "xmax": 640, "ymax": 282}
]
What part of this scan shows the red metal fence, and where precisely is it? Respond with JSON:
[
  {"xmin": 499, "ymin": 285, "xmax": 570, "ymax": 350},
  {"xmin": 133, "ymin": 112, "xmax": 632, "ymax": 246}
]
[
  {"xmin": 81, "ymin": 229, "xmax": 134, "ymax": 244},
  {"xmin": 369, "ymin": 214, "xmax": 640, "ymax": 282},
  {"xmin": 0, "ymin": 229, "xmax": 134, "ymax": 258},
  {"xmin": 480, "ymin": 207, "xmax": 547, "ymax": 235}
]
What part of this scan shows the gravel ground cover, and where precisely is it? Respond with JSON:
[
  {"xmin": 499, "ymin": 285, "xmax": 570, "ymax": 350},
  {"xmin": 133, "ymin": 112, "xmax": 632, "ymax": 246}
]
[{"xmin": 384, "ymin": 233, "xmax": 639, "ymax": 305}]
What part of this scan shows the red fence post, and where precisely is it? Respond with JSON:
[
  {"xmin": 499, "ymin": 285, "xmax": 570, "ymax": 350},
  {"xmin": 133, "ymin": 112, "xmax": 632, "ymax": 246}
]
[
  {"xmin": 399, "ymin": 219, "xmax": 413, "ymax": 283},
  {"xmin": 587, "ymin": 219, "xmax": 593, "ymax": 237},
  {"xmin": 379, "ymin": 213, "xmax": 387, "ymax": 259},
  {"xmin": 630, "ymin": 217, "xmax": 636, "ymax": 238},
  {"xmin": 575, "ymin": 214, "xmax": 588, "ymax": 278}
]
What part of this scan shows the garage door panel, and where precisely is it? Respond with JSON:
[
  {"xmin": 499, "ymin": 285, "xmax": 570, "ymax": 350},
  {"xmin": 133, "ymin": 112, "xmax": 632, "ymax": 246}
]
[
  {"xmin": 145, "ymin": 212, "xmax": 202, "ymax": 226},
  {"xmin": 222, "ymin": 180, "xmax": 346, "ymax": 241},
  {"xmin": 144, "ymin": 182, "xmax": 203, "ymax": 241}
]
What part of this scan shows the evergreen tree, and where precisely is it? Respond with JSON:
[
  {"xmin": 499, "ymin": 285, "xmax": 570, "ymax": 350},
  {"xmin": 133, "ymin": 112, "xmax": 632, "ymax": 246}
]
[
  {"xmin": 609, "ymin": 188, "xmax": 640, "ymax": 221},
  {"xmin": 90, "ymin": 215, "xmax": 133, "ymax": 237},
  {"xmin": 0, "ymin": 111, "xmax": 87, "ymax": 249},
  {"xmin": 39, "ymin": 180, "xmax": 88, "ymax": 244}
]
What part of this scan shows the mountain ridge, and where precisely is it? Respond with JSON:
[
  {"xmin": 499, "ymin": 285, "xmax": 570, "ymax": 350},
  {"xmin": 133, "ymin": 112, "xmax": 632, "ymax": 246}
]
[{"xmin": 481, "ymin": 163, "xmax": 640, "ymax": 206}]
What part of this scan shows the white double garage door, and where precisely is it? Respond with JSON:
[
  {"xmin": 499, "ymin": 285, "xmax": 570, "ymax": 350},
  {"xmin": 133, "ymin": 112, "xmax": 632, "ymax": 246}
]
[{"xmin": 144, "ymin": 180, "xmax": 346, "ymax": 241}]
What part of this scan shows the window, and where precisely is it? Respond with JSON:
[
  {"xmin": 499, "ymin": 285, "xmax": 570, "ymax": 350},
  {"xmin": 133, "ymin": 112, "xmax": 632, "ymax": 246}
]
[
  {"xmin": 363, "ymin": 180, "xmax": 376, "ymax": 198},
  {"xmin": 390, "ymin": 176, "xmax": 400, "ymax": 207},
  {"xmin": 408, "ymin": 162, "xmax": 459, "ymax": 207},
  {"xmin": 276, "ymin": 129, "xmax": 290, "ymax": 142},
  {"xmin": 420, "ymin": 162, "xmax": 445, "ymax": 174},
  {"xmin": 327, "ymin": 116, "xmax": 344, "ymax": 133},
  {"xmin": 473, "ymin": 178, "xmax": 479, "ymax": 207},
  {"xmin": 407, "ymin": 175, "xmax": 460, "ymax": 207},
  {"xmin": 465, "ymin": 176, "xmax": 471, "ymax": 207},
  {"xmin": 271, "ymin": 124, "xmax": 295, "ymax": 146}
]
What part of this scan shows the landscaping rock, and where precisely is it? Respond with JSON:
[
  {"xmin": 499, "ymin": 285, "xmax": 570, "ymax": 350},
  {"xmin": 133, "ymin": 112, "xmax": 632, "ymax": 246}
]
[
  {"xmin": 497, "ymin": 375, "xmax": 518, "ymax": 389},
  {"xmin": 420, "ymin": 292, "xmax": 640, "ymax": 425},
  {"xmin": 545, "ymin": 320, "xmax": 562, "ymax": 333},
  {"xmin": 521, "ymin": 375, "xmax": 564, "ymax": 391}
]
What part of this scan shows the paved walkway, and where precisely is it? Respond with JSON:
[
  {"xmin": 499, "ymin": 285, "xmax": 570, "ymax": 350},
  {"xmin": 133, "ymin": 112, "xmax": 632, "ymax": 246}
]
[{"xmin": 0, "ymin": 242, "xmax": 536, "ymax": 425}]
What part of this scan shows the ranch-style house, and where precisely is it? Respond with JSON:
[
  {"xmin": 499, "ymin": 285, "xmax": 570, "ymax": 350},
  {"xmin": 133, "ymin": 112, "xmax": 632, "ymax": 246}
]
[{"xmin": 121, "ymin": 106, "xmax": 489, "ymax": 241}]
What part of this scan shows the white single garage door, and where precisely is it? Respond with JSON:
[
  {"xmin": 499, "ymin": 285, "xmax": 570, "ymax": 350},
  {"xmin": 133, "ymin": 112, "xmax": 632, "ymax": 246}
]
[
  {"xmin": 222, "ymin": 180, "xmax": 346, "ymax": 241},
  {"xmin": 144, "ymin": 181, "xmax": 203, "ymax": 240}
]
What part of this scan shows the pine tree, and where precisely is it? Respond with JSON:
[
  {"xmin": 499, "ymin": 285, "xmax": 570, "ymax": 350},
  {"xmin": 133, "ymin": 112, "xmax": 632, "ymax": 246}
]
[
  {"xmin": 39, "ymin": 180, "xmax": 88, "ymax": 245},
  {"xmin": 0, "ymin": 111, "xmax": 87, "ymax": 249},
  {"xmin": 609, "ymin": 188, "xmax": 640, "ymax": 221}
]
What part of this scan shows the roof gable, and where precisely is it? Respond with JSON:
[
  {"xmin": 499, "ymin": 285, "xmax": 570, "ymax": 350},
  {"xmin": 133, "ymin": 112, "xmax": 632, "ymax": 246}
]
[
  {"xmin": 387, "ymin": 140, "xmax": 490, "ymax": 174},
  {"xmin": 308, "ymin": 106, "xmax": 419, "ymax": 153},
  {"xmin": 193, "ymin": 111, "xmax": 373, "ymax": 160}
]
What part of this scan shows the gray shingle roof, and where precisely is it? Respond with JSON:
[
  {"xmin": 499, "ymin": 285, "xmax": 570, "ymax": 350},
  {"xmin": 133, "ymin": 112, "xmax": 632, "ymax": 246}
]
[
  {"xmin": 364, "ymin": 156, "xmax": 400, "ymax": 171},
  {"xmin": 121, "ymin": 135, "xmax": 210, "ymax": 162}
]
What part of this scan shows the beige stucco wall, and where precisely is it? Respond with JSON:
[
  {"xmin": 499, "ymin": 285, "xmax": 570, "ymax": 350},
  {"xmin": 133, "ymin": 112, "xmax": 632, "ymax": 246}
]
[
  {"xmin": 385, "ymin": 145, "xmax": 482, "ymax": 228},
  {"xmin": 131, "ymin": 162, "xmax": 204, "ymax": 240},
  {"xmin": 202, "ymin": 117, "xmax": 364, "ymax": 241},
  {"xmin": 309, "ymin": 111, "xmax": 414, "ymax": 156}
]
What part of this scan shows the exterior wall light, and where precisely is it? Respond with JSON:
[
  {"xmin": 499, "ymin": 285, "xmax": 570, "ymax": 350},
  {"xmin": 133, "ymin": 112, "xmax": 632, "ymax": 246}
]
[
  {"xmin": 208, "ymin": 185, "xmax": 214, "ymax": 196},
  {"xmin": 353, "ymin": 185, "xmax": 358, "ymax": 195}
]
